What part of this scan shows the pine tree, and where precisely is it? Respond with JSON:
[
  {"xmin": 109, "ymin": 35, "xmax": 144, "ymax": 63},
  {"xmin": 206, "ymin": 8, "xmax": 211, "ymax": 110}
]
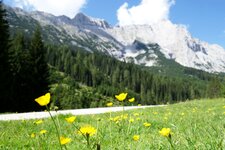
[
  {"xmin": 207, "ymin": 77, "xmax": 222, "ymax": 98},
  {"xmin": 8, "ymin": 32, "xmax": 36, "ymax": 111},
  {"xmin": 29, "ymin": 26, "xmax": 49, "ymax": 110},
  {"xmin": 0, "ymin": 1, "xmax": 12, "ymax": 112}
]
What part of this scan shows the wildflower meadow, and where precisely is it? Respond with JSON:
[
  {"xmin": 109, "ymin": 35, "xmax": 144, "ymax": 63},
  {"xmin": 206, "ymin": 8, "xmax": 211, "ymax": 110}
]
[{"xmin": 0, "ymin": 93, "xmax": 224, "ymax": 149}]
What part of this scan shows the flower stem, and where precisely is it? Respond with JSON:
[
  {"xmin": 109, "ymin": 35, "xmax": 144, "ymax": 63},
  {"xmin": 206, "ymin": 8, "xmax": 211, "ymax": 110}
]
[
  {"xmin": 46, "ymin": 106, "xmax": 62, "ymax": 150},
  {"xmin": 86, "ymin": 134, "xmax": 90, "ymax": 148},
  {"xmin": 122, "ymin": 101, "xmax": 125, "ymax": 149},
  {"xmin": 168, "ymin": 137, "xmax": 175, "ymax": 150},
  {"xmin": 109, "ymin": 112, "xmax": 112, "ymax": 149},
  {"xmin": 72, "ymin": 123, "xmax": 87, "ymax": 140}
]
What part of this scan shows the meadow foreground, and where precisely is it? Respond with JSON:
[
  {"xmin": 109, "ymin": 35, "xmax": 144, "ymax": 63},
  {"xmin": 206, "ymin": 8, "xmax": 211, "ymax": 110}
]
[{"xmin": 0, "ymin": 98, "xmax": 224, "ymax": 149}]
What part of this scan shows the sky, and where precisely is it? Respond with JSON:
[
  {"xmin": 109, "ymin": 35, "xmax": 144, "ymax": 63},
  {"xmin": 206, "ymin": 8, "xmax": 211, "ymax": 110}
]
[{"xmin": 3, "ymin": 0, "xmax": 225, "ymax": 49}]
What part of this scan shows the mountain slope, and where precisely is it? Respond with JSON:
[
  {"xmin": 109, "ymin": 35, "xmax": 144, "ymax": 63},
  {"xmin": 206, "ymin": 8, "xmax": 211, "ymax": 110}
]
[
  {"xmin": 106, "ymin": 21, "xmax": 225, "ymax": 72},
  {"xmin": 5, "ymin": 5, "xmax": 225, "ymax": 73}
]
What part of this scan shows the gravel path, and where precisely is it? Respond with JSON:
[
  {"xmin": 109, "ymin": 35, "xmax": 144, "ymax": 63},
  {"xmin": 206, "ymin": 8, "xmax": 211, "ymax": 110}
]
[{"xmin": 0, "ymin": 105, "xmax": 165, "ymax": 121}]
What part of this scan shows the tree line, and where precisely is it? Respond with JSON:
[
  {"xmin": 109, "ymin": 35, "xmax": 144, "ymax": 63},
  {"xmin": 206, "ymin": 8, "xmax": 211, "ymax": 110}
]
[{"xmin": 47, "ymin": 44, "xmax": 222, "ymax": 108}]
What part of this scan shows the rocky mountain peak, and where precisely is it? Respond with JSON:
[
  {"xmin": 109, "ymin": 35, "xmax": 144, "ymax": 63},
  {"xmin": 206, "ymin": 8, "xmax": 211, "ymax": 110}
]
[{"xmin": 72, "ymin": 12, "xmax": 110, "ymax": 29}]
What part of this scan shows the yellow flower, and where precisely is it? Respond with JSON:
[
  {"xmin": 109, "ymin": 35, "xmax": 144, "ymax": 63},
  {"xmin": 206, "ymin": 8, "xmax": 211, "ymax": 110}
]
[
  {"xmin": 129, "ymin": 118, "xmax": 134, "ymax": 123},
  {"xmin": 143, "ymin": 122, "xmax": 151, "ymax": 127},
  {"xmin": 128, "ymin": 97, "xmax": 135, "ymax": 102},
  {"xmin": 60, "ymin": 136, "xmax": 71, "ymax": 145},
  {"xmin": 133, "ymin": 135, "xmax": 140, "ymax": 141},
  {"xmin": 106, "ymin": 102, "xmax": 113, "ymax": 107},
  {"xmin": 31, "ymin": 133, "xmax": 35, "ymax": 138},
  {"xmin": 65, "ymin": 116, "xmax": 76, "ymax": 123},
  {"xmin": 113, "ymin": 116, "xmax": 121, "ymax": 122},
  {"xmin": 138, "ymin": 104, "xmax": 141, "ymax": 106},
  {"xmin": 115, "ymin": 93, "xmax": 127, "ymax": 101},
  {"xmin": 122, "ymin": 114, "xmax": 128, "ymax": 119},
  {"xmin": 223, "ymin": 106, "xmax": 225, "ymax": 109},
  {"xmin": 40, "ymin": 129, "xmax": 47, "ymax": 135},
  {"xmin": 159, "ymin": 128, "xmax": 171, "ymax": 137},
  {"xmin": 35, "ymin": 93, "xmax": 50, "ymax": 106},
  {"xmin": 153, "ymin": 112, "xmax": 158, "ymax": 115},
  {"xmin": 34, "ymin": 120, "xmax": 43, "ymax": 125},
  {"xmin": 78, "ymin": 125, "xmax": 96, "ymax": 136},
  {"xmin": 136, "ymin": 117, "xmax": 141, "ymax": 121},
  {"xmin": 133, "ymin": 113, "xmax": 139, "ymax": 116}
]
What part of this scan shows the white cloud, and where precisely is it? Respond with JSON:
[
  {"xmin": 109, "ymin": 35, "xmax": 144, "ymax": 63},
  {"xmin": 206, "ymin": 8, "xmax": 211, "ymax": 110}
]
[
  {"xmin": 5, "ymin": 0, "xmax": 87, "ymax": 18},
  {"xmin": 117, "ymin": 0, "xmax": 175, "ymax": 26}
]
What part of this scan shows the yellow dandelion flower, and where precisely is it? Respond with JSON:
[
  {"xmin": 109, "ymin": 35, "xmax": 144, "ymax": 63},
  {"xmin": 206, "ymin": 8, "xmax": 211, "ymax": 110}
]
[
  {"xmin": 143, "ymin": 122, "xmax": 151, "ymax": 127},
  {"xmin": 40, "ymin": 129, "xmax": 47, "ymax": 135},
  {"xmin": 78, "ymin": 125, "xmax": 96, "ymax": 137},
  {"xmin": 128, "ymin": 97, "xmax": 135, "ymax": 103},
  {"xmin": 113, "ymin": 116, "xmax": 121, "ymax": 122},
  {"xmin": 129, "ymin": 118, "xmax": 134, "ymax": 123},
  {"xmin": 60, "ymin": 136, "xmax": 71, "ymax": 145},
  {"xmin": 153, "ymin": 112, "xmax": 158, "ymax": 115},
  {"xmin": 35, "ymin": 93, "xmax": 50, "ymax": 106},
  {"xmin": 65, "ymin": 116, "xmax": 76, "ymax": 123},
  {"xmin": 133, "ymin": 135, "xmax": 140, "ymax": 141},
  {"xmin": 133, "ymin": 113, "xmax": 139, "ymax": 116},
  {"xmin": 31, "ymin": 133, "xmax": 35, "ymax": 138},
  {"xmin": 34, "ymin": 120, "xmax": 43, "ymax": 125},
  {"xmin": 122, "ymin": 114, "xmax": 128, "ymax": 119},
  {"xmin": 106, "ymin": 102, "xmax": 113, "ymax": 107},
  {"xmin": 136, "ymin": 117, "xmax": 141, "ymax": 121},
  {"xmin": 115, "ymin": 93, "xmax": 127, "ymax": 101},
  {"xmin": 159, "ymin": 128, "xmax": 171, "ymax": 137},
  {"xmin": 223, "ymin": 106, "xmax": 225, "ymax": 109}
]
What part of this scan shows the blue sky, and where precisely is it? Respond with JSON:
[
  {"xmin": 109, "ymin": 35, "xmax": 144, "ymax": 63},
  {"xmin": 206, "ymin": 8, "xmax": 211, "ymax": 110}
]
[
  {"xmin": 169, "ymin": 0, "xmax": 225, "ymax": 49},
  {"xmin": 4, "ymin": 0, "xmax": 225, "ymax": 48}
]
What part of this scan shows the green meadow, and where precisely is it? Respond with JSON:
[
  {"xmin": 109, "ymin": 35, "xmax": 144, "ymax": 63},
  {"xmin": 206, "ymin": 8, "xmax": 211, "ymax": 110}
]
[{"xmin": 0, "ymin": 98, "xmax": 225, "ymax": 150}]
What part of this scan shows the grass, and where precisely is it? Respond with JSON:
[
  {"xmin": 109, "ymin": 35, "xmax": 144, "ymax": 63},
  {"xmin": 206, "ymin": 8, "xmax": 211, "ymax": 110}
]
[{"xmin": 0, "ymin": 98, "xmax": 225, "ymax": 149}]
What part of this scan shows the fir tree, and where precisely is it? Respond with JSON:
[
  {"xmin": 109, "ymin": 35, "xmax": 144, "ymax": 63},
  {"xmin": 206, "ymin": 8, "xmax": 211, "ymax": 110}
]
[
  {"xmin": 29, "ymin": 26, "xmax": 49, "ymax": 108},
  {"xmin": 0, "ymin": 1, "xmax": 12, "ymax": 112},
  {"xmin": 8, "ymin": 31, "xmax": 36, "ymax": 111}
]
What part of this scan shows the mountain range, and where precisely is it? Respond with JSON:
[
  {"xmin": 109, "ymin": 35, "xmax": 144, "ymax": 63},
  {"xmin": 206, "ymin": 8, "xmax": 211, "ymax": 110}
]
[{"xmin": 5, "ymin": 5, "xmax": 225, "ymax": 73}]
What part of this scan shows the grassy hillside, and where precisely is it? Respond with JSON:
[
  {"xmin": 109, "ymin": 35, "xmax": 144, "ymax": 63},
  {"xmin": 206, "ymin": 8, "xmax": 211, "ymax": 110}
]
[{"xmin": 0, "ymin": 98, "xmax": 224, "ymax": 149}]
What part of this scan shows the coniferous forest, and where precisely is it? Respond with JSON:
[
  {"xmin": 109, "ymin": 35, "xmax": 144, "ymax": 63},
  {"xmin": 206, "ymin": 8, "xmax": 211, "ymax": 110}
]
[{"xmin": 0, "ymin": 1, "xmax": 224, "ymax": 112}]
